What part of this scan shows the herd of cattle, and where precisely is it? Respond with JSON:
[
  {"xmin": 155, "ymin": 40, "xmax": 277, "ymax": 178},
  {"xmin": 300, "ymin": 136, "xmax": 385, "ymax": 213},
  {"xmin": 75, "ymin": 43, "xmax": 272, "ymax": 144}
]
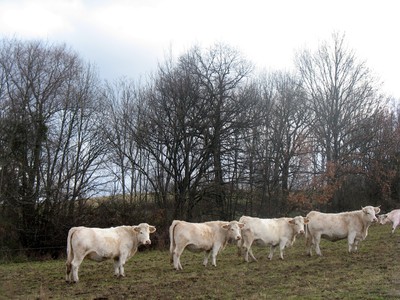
[{"xmin": 65, "ymin": 206, "xmax": 399, "ymax": 282}]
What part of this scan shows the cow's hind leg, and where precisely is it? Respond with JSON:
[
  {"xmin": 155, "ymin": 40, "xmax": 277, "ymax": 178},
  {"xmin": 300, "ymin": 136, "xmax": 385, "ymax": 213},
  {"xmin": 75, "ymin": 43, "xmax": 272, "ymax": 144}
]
[
  {"xmin": 248, "ymin": 247, "xmax": 257, "ymax": 262},
  {"xmin": 66, "ymin": 261, "xmax": 72, "ymax": 282},
  {"xmin": 242, "ymin": 238, "xmax": 255, "ymax": 262},
  {"xmin": 173, "ymin": 246, "xmax": 184, "ymax": 270},
  {"xmin": 305, "ymin": 234, "xmax": 313, "ymax": 256},
  {"xmin": 392, "ymin": 220, "xmax": 400, "ymax": 234},
  {"xmin": 71, "ymin": 255, "xmax": 84, "ymax": 282}
]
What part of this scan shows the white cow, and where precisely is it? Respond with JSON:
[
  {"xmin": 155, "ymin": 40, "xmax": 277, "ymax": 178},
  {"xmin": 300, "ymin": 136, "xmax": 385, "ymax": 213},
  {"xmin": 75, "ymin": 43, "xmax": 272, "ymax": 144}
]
[
  {"xmin": 66, "ymin": 223, "xmax": 156, "ymax": 282},
  {"xmin": 237, "ymin": 215, "xmax": 309, "ymax": 262},
  {"xmin": 378, "ymin": 209, "xmax": 400, "ymax": 233},
  {"xmin": 305, "ymin": 206, "xmax": 380, "ymax": 256},
  {"xmin": 169, "ymin": 220, "xmax": 244, "ymax": 270}
]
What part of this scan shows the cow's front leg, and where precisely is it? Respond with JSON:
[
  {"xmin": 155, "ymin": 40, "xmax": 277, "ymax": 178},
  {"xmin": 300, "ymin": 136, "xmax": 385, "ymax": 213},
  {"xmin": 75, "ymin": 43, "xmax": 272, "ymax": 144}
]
[
  {"xmin": 268, "ymin": 245, "xmax": 275, "ymax": 260},
  {"xmin": 314, "ymin": 235, "xmax": 322, "ymax": 256},
  {"xmin": 114, "ymin": 258, "xmax": 121, "ymax": 277},
  {"xmin": 203, "ymin": 250, "xmax": 211, "ymax": 266},
  {"xmin": 279, "ymin": 240, "xmax": 287, "ymax": 260},
  {"xmin": 237, "ymin": 239, "xmax": 243, "ymax": 257},
  {"xmin": 210, "ymin": 247, "xmax": 219, "ymax": 267},
  {"xmin": 118, "ymin": 257, "xmax": 127, "ymax": 277},
  {"xmin": 119, "ymin": 264, "xmax": 125, "ymax": 277},
  {"xmin": 347, "ymin": 233, "xmax": 357, "ymax": 253}
]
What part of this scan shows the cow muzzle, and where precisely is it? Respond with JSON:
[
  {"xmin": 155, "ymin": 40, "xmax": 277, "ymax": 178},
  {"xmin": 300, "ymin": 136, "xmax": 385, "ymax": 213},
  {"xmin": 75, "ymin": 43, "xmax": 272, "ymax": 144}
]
[
  {"xmin": 144, "ymin": 240, "xmax": 151, "ymax": 245},
  {"xmin": 236, "ymin": 236, "xmax": 241, "ymax": 240}
]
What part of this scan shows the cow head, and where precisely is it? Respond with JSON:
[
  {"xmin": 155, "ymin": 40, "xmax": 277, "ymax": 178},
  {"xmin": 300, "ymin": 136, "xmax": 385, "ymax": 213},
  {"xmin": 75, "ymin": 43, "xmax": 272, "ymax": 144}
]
[
  {"xmin": 222, "ymin": 221, "xmax": 244, "ymax": 241},
  {"xmin": 133, "ymin": 223, "xmax": 156, "ymax": 245},
  {"xmin": 288, "ymin": 216, "xmax": 309, "ymax": 235},
  {"xmin": 377, "ymin": 214, "xmax": 390, "ymax": 225},
  {"xmin": 361, "ymin": 206, "xmax": 380, "ymax": 223}
]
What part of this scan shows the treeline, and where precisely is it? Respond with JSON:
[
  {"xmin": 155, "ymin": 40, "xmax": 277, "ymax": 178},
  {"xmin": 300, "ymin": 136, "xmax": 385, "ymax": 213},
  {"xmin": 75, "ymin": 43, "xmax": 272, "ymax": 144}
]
[{"xmin": 0, "ymin": 33, "xmax": 399, "ymax": 256}]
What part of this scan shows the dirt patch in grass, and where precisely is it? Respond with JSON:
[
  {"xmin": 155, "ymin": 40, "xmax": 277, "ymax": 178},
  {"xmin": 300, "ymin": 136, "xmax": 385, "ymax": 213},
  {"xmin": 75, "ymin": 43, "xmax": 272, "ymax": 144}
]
[{"xmin": 0, "ymin": 224, "xmax": 399, "ymax": 299}]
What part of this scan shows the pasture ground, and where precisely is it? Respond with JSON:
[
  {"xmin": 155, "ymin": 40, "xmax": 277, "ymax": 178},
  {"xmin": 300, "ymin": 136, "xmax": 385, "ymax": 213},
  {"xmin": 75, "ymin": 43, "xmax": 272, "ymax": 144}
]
[{"xmin": 0, "ymin": 224, "xmax": 399, "ymax": 299}]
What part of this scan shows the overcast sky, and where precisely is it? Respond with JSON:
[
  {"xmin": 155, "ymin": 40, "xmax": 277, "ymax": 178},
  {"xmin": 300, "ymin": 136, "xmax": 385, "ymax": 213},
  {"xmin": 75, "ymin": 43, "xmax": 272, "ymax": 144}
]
[{"xmin": 0, "ymin": 0, "xmax": 399, "ymax": 98}]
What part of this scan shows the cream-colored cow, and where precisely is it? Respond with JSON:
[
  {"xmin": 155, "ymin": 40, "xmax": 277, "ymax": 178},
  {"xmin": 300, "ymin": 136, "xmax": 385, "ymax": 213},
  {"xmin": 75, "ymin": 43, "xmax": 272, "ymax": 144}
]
[
  {"xmin": 66, "ymin": 223, "xmax": 156, "ymax": 282},
  {"xmin": 305, "ymin": 206, "xmax": 380, "ymax": 256},
  {"xmin": 237, "ymin": 215, "xmax": 309, "ymax": 262},
  {"xmin": 169, "ymin": 220, "xmax": 243, "ymax": 270},
  {"xmin": 378, "ymin": 209, "xmax": 400, "ymax": 233}
]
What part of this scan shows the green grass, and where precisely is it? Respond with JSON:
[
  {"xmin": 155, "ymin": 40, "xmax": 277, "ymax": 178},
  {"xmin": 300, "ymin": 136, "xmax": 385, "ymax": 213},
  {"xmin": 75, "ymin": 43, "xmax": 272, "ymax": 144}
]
[{"xmin": 1, "ymin": 224, "xmax": 399, "ymax": 299}]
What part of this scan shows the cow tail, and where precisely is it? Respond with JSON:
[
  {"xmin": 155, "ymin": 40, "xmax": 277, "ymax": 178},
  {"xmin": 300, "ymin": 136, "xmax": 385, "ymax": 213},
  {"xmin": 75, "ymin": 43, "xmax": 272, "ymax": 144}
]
[
  {"xmin": 66, "ymin": 227, "xmax": 76, "ymax": 267},
  {"xmin": 304, "ymin": 222, "xmax": 310, "ymax": 245},
  {"xmin": 169, "ymin": 221, "xmax": 179, "ymax": 263}
]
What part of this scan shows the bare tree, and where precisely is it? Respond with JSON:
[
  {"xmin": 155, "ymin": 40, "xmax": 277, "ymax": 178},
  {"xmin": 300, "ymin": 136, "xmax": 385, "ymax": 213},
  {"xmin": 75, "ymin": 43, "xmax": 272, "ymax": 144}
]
[
  {"xmin": 187, "ymin": 43, "xmax": 254, "ymax": 219},
  {"xmin": 0, "ymin": 38, "xmax": 105, "ymax": 250},
  {"xmin": 296, "ymin": 32, "xmax": 384, "ymax": 209},
  {"xmin": 244, "ymin": 71, "xmax": 311, "ymax": 216}
]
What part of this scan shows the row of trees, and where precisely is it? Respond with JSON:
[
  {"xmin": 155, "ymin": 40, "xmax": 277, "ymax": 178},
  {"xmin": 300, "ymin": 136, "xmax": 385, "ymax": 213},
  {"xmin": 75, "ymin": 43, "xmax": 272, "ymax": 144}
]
[{"xmin": 1, "ymin": 33, "xmax": 399, "ymax": 255}]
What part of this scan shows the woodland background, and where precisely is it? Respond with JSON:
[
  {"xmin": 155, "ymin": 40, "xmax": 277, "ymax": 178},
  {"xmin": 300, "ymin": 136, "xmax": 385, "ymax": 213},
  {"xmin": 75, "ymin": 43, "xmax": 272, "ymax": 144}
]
[{"xmin": 0, "ymin": 33, "xmax": 399, "ymax": 258}]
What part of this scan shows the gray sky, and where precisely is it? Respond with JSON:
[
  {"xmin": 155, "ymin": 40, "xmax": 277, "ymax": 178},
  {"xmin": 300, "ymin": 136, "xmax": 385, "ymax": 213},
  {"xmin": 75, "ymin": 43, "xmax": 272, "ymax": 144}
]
[{"xmin": 0, "ymin": 0, "xmax": 399, "ymax": 98}]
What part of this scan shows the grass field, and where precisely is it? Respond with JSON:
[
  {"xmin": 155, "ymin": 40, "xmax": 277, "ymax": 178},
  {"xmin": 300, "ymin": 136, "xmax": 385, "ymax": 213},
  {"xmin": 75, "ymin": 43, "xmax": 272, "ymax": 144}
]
[{"xmin": 1, "ymin": 224, "xmax": 399, "ymax": 299}]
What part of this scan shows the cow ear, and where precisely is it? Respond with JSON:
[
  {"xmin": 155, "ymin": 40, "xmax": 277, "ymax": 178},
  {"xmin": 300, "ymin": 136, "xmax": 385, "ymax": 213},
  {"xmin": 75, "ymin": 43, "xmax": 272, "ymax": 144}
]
[
  {"xmin": 149, "ymin": 226, "xmax": 156, "ymax": 233},
  {"xmin": 238, "ymin": 223, "xmax": 245, "ymax": 229},
  {"xmin": 374, "ymin": 207, "xmax": 381, "ymax": 214},
  {"xmin": 222, "ymin": 224, "xmax": 230, "ymax": 230},
  {"xmin": 133, "ymin": 226, "xmax": 140, "ymax": 233},
  {"xmin": 304, "ymin": 218, "xmax": 310, "ymax": 224},
  {"xmin": 288, "ymin": 219, "xmax": 295, "ymax": 225}
]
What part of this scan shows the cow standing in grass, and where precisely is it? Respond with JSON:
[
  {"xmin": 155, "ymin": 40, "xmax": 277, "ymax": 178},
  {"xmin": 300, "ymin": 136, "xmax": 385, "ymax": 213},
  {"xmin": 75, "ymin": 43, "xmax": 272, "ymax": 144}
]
[
  {"xmin": 377, "ymin": 209, "xmax": 400, "ymax": 234},
  {"xmin": 169, "ymin": 220, "xmax": 244, "ymax": 270},
  {"xmin": 66, "ymin": 223, "xmax": 156, "ymax": 282},
  {"xmin": 237, "ymin": 215, "xmax": 309, "ymax": 262},
  {"xmin": 305, "ymin": 206, "xmax": 380, "ymax": 256}
]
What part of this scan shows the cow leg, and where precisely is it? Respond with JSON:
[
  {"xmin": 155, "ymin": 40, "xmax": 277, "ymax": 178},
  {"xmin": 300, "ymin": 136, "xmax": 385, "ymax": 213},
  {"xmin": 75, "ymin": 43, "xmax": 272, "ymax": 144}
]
[
  {"xmin": 353, "ymin": 239, "xmax": 360, "ymax": 252},
  {"xmin": 203, "ymin": 250, "xmax": 211, "ymax": 267},
  {"xmin": 237, "ymin": 239, "xmax": 243, "ymax": 257},
  {"xmin": 117, "ymin": 254, "xmax": 128, "ymax": 277},
  {"xmin": 248, "ymin": 247, "xmax": 257, "ymax": 262},
  {"xmin": 242, "ymin": 237, "xmax": 255, "ymax": 262},
  {"xmin": 278, "ymin": 240, "xmax": 287, "ymax": 260},
  {"xmin": 71, "ymin": 255, "xmax": 84, "ymax": 283},
  {"xmin": 173, "ymin": 246, "xmax": 184, "ymax": 270},
  {"xmin": 305, "ymin": 233, "xmax": 313, "ymax": 256},
  {"xmin": 347, "ymin": 233, "xmax": 357, "ymax": 253},
  {"xmin": 113, "ymin": 258, "xmax": 122, "ymax": 277},
  {"xmin": 314, "ymin": 234, "xmax": 322, "ymax": 256},
  {"xmin": 392, "ymin": 220, "xmax": 399, "ymax": 234},
  {"xmin": 210, "ymin": 247, "xmax": 219, "ymax": 267},
  {"xmin": 66, "ymin": 262, "xmax": 72, "ymax": 282},
  {"xmin": 268, "ymin": 245, "xmax": 275, "ymax": 260}
]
